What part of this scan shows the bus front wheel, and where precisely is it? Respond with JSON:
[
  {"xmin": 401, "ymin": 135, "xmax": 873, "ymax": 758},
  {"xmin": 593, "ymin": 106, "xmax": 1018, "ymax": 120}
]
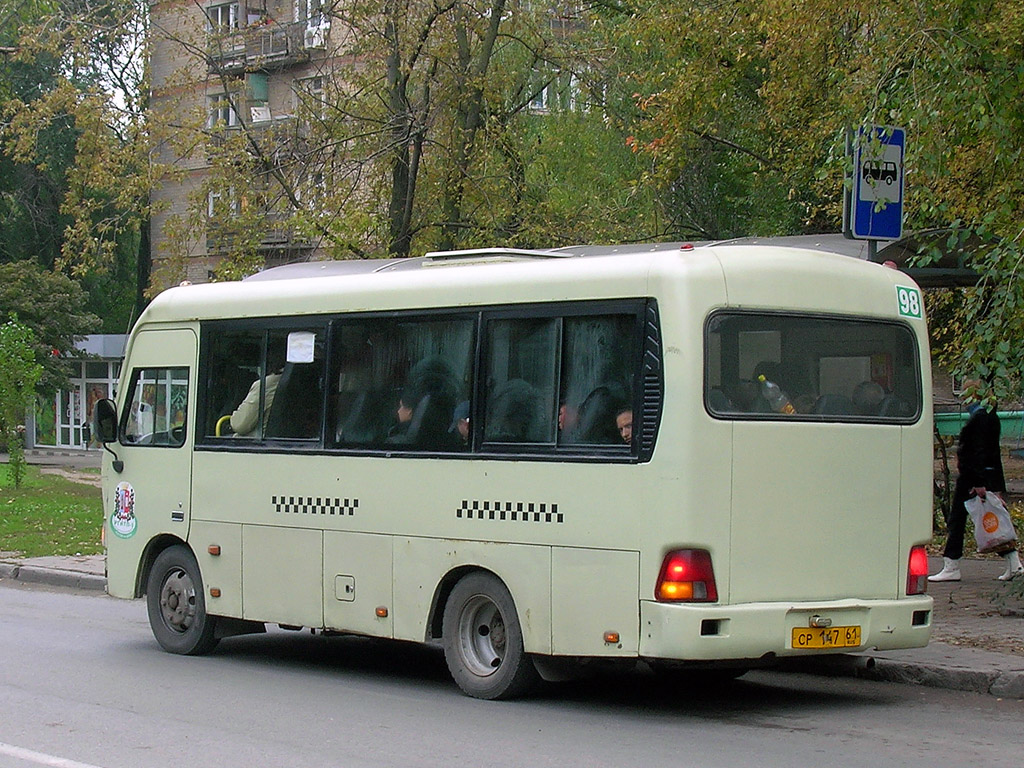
[
  {"xmin": 442, "ymin": 572, "xmax": 539, "ymax": 699},
  {"xmin": 146, "ymin": 545, "xmax": 219, "ymax": 655}
]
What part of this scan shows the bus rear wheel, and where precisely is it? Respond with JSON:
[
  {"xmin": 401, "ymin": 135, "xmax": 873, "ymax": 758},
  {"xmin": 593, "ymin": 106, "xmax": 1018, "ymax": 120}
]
[
  {"xmin": 442, "ymin": 572, "xmax": 539, "ymax": 699},
  {"xmin": 146, "ymin": 545, "xmax": 219, "ymax": 655}
]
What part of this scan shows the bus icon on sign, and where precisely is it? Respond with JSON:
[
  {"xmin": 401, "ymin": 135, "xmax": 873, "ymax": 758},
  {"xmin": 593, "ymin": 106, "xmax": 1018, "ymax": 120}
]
[{"xmin": 862, "ymin": 160, "xmax": 898, "ymax": 185}]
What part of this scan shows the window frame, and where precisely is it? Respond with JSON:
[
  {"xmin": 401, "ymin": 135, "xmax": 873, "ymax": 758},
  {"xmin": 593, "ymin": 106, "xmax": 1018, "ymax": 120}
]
[
  {"xmin": 475, "ymin": 300, "xmax": 646, "ymax": 458},
  {"xmin": 206, "ymin": 1, "xmax": 239, "ymax": 34},
  {"xmin": 325, "ymin": 309, "xmax": 479, "ymax": 454},
  {"xmin": 703, "ymin": 309, "xmax": 923, "ymax": 425},
  {"xmin": 198, "ymin": 317, "xmax": 330, "ymax": 449},
  {"xmin": 118, "ymin": 367, "xmax": 190, "ymax": 448},
  {"xmin": 194, "ymin": 299, "xmax": 660, "ymax": 463}
]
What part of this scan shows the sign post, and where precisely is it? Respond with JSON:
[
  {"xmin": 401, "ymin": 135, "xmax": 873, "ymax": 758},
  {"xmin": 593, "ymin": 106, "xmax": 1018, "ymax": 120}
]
[{"xmin": 844, "ymin": 125, "xmax": 906, "ymax": 255}]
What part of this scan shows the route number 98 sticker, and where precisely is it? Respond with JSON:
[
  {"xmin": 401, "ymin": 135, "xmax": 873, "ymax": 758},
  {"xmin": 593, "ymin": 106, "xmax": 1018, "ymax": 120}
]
[{"xmin": 896, "ymin": 286, "xmax": 922, "ymax": 319}]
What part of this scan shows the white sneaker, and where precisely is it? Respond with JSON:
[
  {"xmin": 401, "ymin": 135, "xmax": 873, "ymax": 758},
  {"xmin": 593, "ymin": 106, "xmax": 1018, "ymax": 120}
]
[
  {"xmin": 928, "ymin": 557, "xmax": 962, "ymax": 582},
  {"xmin": 996, "ymin": 551, "xmax": 1023, "ymax": 581},
  {"xmin": 997, "ymin": 566, "xmax": 1023, "ymax": 581}
]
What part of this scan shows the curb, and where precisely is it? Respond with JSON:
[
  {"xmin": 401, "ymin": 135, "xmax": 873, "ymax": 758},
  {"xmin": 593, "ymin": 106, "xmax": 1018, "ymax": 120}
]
[
  {"xmin": 782, "ymin": 652, "xmax": 1024, "ymax": 699},
  {"xmin": 864, "ymin": 656, "xmax": 1024, "ymax": 699},
  {"xmin": 0, "ymin": 562, "xmax": 106, "ymax": 592}
]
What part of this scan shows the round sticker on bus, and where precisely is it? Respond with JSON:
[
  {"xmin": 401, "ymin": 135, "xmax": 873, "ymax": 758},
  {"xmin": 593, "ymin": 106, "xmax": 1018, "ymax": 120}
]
[{"xmin": 111, "ymin": 482, "xmax": 137, "ymax": 539}]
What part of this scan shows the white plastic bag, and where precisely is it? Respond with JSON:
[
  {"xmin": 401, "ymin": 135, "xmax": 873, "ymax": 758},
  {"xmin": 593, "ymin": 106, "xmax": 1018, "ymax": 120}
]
[{"xmin": 965, "ymin": 494, "xmax": 1018, "ymax": 554}]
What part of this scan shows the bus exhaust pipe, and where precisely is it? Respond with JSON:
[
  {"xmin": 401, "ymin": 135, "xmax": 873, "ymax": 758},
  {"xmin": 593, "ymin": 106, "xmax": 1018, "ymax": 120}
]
[{"xmin": 781, "ymin": 654, "xmax": 876, "ymax": 676}]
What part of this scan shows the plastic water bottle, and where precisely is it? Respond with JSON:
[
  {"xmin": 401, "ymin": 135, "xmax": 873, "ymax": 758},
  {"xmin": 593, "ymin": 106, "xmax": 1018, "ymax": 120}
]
[{"xmin": 758, "ymin": 374, "xmax": 796, "ymax": 414}]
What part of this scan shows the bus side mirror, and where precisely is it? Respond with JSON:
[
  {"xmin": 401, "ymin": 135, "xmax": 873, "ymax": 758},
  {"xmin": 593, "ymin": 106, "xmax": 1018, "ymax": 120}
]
[{"xmin": 92, "ymin": 398, "xmax": 119, "ymax": 444}]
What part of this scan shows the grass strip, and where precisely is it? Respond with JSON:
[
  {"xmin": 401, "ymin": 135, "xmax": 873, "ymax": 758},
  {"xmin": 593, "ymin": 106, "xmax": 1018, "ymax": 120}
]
[{"xmin": 0, "ymin": 464, "xmax": 103, "ymax": 558}]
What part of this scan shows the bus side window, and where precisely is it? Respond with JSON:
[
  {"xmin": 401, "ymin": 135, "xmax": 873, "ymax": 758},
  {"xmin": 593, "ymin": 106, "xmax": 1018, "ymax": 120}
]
[
  {"xmin": 122, "ymin": 368, "xmax": 189, "ymax": 447},
  {"xmin": 264, "ymin": 329, "xmax": 324, "ymax": 441},
  {"xmin": 205, "ymin": 330, "xmax": 264, "ymax": 439},
  {"xmin": 484, "ymin": 318, "xmax": 557, "ymax": 444},
  {"xmin": 558, "ymin": 315, "xmax": 635, "ymax": 447},
  {"xmin": 329, "ymin": 316, "xmax": 474, "ymax": 452}
]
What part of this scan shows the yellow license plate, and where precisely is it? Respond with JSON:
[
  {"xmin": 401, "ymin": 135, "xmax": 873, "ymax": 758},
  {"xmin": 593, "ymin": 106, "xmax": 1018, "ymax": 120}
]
[{"xmin": 791, "ymin": 625, "xmax": 862, "ymax": 649}]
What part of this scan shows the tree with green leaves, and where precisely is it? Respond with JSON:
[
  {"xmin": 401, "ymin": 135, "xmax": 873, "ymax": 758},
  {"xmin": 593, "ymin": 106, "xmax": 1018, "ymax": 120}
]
[
  {"xmin": 148, "ymin": 0, "xmax": 663, "ymax": 282},
  {"xmin": 1, "ymin": 0, "xmax": 150, "ymax": 321},
  {"xmin": 0, "ymin": 262, "xmax": 100, "ymax": 396},
  {"xmin": 601, "ymin": 0, "xmax": 1024, "ymax": 398},
  {"xmin": 0, "ymin": 319, "xmax": 44, "ymax": 488}
]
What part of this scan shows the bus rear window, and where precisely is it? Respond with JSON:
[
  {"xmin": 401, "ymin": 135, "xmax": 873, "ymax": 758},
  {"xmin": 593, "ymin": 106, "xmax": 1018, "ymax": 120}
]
[{"xmin": 705, "ymin": 312, "xmax": 920, "ymax": 422}]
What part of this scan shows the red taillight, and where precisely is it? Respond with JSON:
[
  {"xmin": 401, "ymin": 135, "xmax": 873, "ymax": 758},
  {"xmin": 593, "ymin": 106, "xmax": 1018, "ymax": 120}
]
[
  {"xmin": 656, "ymin": 549, "xmax": 718, "ymax": 602},
  {"xmin": 907, "ymin": 545, "xmax": 929, "ymax": 595}
]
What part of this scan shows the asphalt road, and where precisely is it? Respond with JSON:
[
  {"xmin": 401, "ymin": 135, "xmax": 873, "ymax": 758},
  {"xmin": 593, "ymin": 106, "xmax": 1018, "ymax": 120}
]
[{"xmin": 2, "ymin": 581, "xmax": 1022, "ymax": 768}]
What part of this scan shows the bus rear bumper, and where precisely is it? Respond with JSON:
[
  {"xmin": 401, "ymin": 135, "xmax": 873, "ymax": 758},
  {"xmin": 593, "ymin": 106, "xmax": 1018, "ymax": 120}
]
[{"xmin": 639, "ymin": 596, "xmax": 934, "ymax": 662}]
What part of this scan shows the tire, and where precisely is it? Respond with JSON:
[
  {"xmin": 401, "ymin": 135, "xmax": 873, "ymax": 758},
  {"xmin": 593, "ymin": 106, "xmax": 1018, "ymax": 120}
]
[
  {"xmin": 442, "ymin": 572, "xmax": 539, "ymax": 700},
  {"xmin": 146, "ymin": 545, "xmax": 219, "ymax": 655}
]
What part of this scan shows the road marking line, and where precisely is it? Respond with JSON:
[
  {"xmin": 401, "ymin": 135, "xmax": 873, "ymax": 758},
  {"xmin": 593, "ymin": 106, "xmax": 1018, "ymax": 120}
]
[{"xmin": 0, "ymin": 742, "xmax": 106, "ymax": 768}]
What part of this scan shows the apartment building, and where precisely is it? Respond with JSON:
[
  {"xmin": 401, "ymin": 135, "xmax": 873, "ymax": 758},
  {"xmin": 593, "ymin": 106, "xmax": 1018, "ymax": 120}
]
[{"xmin": 148, "ymin": 0, "xmax": 341, "ymax": 285}]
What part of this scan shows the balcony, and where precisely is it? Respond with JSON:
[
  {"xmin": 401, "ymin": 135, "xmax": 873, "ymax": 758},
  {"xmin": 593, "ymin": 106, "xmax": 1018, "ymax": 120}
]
[
  {"xmin": 207, "ymin": 22, "xmax": 310, "ymax": 74},
  {"xmin": 207, "ymin": 113, "xmax": 309, "ymax": 164},
  {"xmin": 206, "ymin": 210, "xmax": 311, "ymax": 253}
]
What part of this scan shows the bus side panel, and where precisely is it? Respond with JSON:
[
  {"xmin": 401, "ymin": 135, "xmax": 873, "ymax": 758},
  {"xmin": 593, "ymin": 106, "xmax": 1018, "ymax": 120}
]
[
  {"xmin": 323, "ymin": 531, "xmax": 394, "ymax": 638},
  {"xmin": 551, "ymin": 547, "xmax": 639, "ymax": 656},
  {"xmin": 392, "ymin": 538, "xmax": 552, "ymax": 655},
  {"xmin": 190, "ymin": 520, "xmax": 242, "ymax": 617},
  {"xmin": 241, "ymin": 524, "xmax": 324, "ymax": 627}
]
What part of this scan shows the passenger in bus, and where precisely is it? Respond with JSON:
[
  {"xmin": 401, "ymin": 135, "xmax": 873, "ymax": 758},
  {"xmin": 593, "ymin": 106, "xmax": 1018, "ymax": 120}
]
[
  {"xmin": 792, "ymin": 394, "xmax": 816, "ymax": 414},
  {"xmin": 615, "ymin": 407, "xmax": 633, "ymax": 444},
  {"xmin": 450, "ymin": 400, "xmax": 470, "ymax": 443},
  {"xmin": 230, "ymin": 348, "xmax": 285, "ymax": 436},
  {"xmin": 558, "ymin": 401, "xmax": 578, "ymax": 433},
  {"xmin": 730, "ymin": 380, "xmax": 768, "ymax": 413},
  {"xmin": 487, "ymin": 380, "xmax": 542, "ymax": 442},
  {"xmin": 570, "ymin": 384, "xmax": 627, "ymax": 444},
  {"xmin": 387, "ymin": 356, "xmax": 462, "ymax": 450},
  {"xmin": 852, "ymin": 381, "xmax": 886, "ymax": 416}
]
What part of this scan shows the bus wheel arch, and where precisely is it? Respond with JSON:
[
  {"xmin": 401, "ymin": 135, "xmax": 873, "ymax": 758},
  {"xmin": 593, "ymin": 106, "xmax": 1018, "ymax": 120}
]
[
  {"xmin": 440, "ymin": 570, "xmax": 540, "ymax": 699},
  {"xmin": 426, "ymin": 565, "xmax": 481, "ymax": 642},
  {"xmin": 134, "ymin": 534, "xmax": 188, "ymax": 598}
]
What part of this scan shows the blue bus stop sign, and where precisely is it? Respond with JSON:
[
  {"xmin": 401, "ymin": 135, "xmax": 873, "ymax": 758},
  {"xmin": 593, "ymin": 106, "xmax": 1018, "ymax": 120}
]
[{"xmin": 850, "ymin": 125, "xmax": 905, "ymax": 241}]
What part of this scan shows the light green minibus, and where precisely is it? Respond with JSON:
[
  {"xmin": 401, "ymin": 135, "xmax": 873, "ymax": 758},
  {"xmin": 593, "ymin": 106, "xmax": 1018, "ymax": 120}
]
[{"xmin": 94, "ymin": 242, "xmax": 934, "ymax": 698}]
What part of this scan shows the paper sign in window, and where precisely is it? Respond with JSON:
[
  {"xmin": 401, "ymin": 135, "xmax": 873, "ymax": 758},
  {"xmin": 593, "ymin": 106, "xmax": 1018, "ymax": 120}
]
[{"xmin": 287, "ymin": 331, "xmax": 316, "ymax": 363}]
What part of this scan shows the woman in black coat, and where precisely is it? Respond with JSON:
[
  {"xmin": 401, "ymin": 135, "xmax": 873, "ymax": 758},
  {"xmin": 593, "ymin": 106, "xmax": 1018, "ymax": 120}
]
[{"xmin": 930, "ymin": 391, "xmax": 1022, "ymax": 582}]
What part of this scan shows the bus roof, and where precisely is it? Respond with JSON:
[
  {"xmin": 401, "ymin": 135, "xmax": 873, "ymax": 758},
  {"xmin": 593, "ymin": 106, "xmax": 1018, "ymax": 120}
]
[
  {"xmin": 139, "ymin": 241, "xmax": 917, "ymax": 327},
  {"xmin": 241, "ymin": 236, "xmax": 874, "ymax": 283}
]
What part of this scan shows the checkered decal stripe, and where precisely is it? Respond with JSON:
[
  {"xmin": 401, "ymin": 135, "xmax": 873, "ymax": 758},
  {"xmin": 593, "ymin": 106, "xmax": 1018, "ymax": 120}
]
[
  {"xmin": 457, "ymin": 500, "xmax": 562, "ymax": 524},
  {"xmin": 273, "ymin": 496, "xmax": 358, "ymax": 516}
]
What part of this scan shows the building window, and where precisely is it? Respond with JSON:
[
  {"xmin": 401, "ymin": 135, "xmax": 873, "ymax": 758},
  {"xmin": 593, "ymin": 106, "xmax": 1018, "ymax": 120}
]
[
  {"xmin": 207, "ymin": 2, "xmax": 239, "ymax": 34},
  {"xmin": 208, "ymin": 94, "xmax": 240, "ymax": 128},
  {"xmin": 207, "ymin": 189, "xmax": 240, "ymax": 218},
  {"xmin": 307, "ymin": 0, "xmax": 325, "ymax": 27}
]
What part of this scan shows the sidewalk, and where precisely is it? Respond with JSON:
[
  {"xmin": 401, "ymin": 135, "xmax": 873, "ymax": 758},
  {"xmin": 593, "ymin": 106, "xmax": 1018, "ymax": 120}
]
[{"xmin": 1, "ymin": 550, "xmax": 1022, "ymax": 697}]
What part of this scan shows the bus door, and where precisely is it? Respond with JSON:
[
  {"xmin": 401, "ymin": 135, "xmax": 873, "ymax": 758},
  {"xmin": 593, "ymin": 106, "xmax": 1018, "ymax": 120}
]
[{"xmin": 106, "ymin": 329, "xmax": 197, "ymax": 599}]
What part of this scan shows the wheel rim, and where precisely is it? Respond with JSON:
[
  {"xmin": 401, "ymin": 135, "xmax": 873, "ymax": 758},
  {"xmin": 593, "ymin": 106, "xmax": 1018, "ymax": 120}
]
[
  {"xmin": 158, "ymin": 566, "xmax": 197, "ymax": 635},
  {"xmin": 456, "ymin": 594, "xmax": 507, "ymax": 677}
]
